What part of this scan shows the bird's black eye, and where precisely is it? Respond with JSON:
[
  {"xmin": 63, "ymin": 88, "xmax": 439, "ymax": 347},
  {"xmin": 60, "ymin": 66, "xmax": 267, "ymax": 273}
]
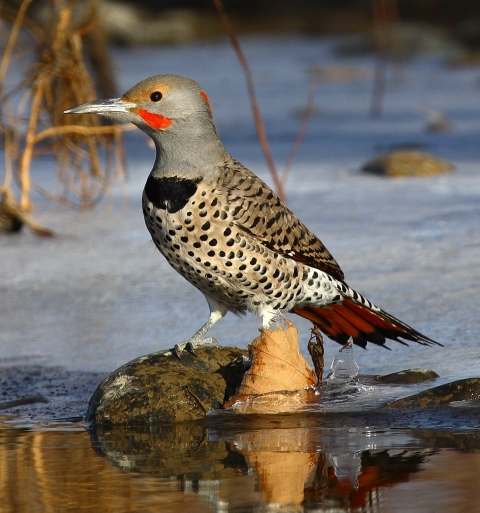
[{"xmin": 150, "ymin": 91, "xmax": 163, "ymax": 102}]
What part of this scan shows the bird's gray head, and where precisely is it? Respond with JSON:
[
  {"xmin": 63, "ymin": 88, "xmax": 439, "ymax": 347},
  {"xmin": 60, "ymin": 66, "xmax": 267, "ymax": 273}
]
[
  {"xmin": 65, "ymin": 74, "xmax": 227, "ymax": 173},
  {"xmin": 65, "ymin": 74, "xmax": 213, "ymax": 130}
]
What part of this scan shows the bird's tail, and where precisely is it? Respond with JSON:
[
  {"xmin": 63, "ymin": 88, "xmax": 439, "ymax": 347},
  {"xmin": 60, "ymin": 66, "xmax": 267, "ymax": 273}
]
[{"xmin": 292, "ymin": 291, "xmax": 440, "ymax": 349}]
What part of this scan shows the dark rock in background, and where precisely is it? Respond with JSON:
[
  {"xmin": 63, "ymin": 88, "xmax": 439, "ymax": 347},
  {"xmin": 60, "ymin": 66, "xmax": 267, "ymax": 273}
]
[
  {"xmin": 377, "ymin": 368, "xmax": 439, "ymax": 385},
  {"xmin": 362, "ymin": 150, "xmax": 454, "ymax": 178}
]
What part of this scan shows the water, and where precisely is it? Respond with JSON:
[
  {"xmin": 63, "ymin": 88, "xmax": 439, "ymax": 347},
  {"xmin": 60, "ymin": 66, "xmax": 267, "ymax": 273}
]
[
  {"xmin": 1, "ymin": 343, "xmax": 479, "ymax": 512},
  {"xmin": 1, "ymin": 416, "xmax": 480, "ymax": 513}
]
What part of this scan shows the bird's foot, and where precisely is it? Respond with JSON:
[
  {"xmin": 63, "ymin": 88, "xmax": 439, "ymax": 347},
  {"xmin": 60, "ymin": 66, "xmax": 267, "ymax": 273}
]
[
  {"xmin": 271, "ymin": 310, "xmax": 289, "ymax": 329},
  {"xmin": 172, "ymin": 337, "xmax": 218, "ymax": 359}
]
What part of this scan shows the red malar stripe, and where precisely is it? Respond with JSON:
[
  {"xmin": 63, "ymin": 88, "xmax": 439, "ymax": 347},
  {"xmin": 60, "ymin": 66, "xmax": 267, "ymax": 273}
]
[{"xmin": 138, "ymin": 109, "xmax": 172, "ymax": 130}]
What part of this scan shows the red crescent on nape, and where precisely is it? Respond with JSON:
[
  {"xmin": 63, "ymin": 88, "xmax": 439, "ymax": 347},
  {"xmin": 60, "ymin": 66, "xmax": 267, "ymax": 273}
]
[
  {"xmin": 138, "ymin": 109, "xmax": 172, "ymax": 130},
  {"xmin": 199, "ymin": 91, "xmax": 212, "ymax": 114}
]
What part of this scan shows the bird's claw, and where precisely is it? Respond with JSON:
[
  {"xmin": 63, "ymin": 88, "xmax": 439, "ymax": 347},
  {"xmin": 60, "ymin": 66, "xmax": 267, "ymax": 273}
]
[
  {"xmin": 172, "ymin": 337, "xmax": 218, "ymax": 359},
  {"xmin": 185, "ymin": 341, "xmax": 197, "ymax": 356},
  {"xmin": 172, "ymin": 344, "xmax": 182, "ymax": 359}
]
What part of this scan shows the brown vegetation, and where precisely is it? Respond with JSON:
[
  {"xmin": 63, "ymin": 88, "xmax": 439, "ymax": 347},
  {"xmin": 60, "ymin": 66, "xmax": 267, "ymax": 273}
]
[{"xmin": 0, "ymin": 0, "xmax": 129, "ymax": 234}]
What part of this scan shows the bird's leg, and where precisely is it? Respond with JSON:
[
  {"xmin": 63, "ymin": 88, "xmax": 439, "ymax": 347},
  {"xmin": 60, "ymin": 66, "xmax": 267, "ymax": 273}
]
[
  {"xmin": 260, "ymin": 308, "xmax": 284, "ymax": 329},
  {"xmin": 173, "ymin": 296, "xmax": 228, "ymax": 358},
  {"xmin": 271, "ymin": 310, "xmax": 289, "ymax": 329}
]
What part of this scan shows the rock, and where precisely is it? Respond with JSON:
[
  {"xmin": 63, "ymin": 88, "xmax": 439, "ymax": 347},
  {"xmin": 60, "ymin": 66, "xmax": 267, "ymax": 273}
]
[
  {"xmin": 424, "ymin": 110, "xmax": 453, "ymax": 133},
  {"xmin": 0, "ymin": 209, "xmax": 23, "ymax": 234},
  {"xmin": 335, "ymin": 23, "xmax": 460, "ymax": 58},
  {"xmin": 100, "ymin": 2, "xmax": 220, "ymax": 45},
  {"xmin": 0, "ymin": 186, "xmax": 53, "ymax": 236},
  {"xmin": 86, "ymin": 346, "xmax": 248, "ymax": 426},
  {"xmin": 377, "ymin": 368, "xmax": 439, "ymax": 385},
  {"xmin": 0, "ymin": 188, "xmax": 23, "ymax": 233},
  {"xmin": 362, "ymin": 150, "xmax": 454, "ymax": 177},
  {"xmin": 389, "ymin": 378, "xmax": 480, "ymax": 408}
]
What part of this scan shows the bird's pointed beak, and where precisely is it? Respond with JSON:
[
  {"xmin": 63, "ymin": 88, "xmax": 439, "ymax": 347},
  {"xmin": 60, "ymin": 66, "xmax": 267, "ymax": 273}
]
[{"xmin": 64, "ymin": 98, "xmax": 136, "ymax": 115}]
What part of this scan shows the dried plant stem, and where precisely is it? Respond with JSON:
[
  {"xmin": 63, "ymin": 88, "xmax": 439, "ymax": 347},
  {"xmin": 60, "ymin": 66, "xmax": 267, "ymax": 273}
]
[
  {"xmin": 307, "ymin": 326, "xmax": 324, "ymax": 385},
  {"xmin": 0, "ymin": 0, "xmax": 34, "ymax": 84},
  {"xmin": 370, "ymin": 0, "xmax": 389, "ymax": 117},
  {"xmin": 19, "ymin": 79, "xmax": 44, "ymax": 210},
  {"xmin": 1, "ymin": 0, "xmax": 126, "ymax": 223},
  {"xmin": 32, "ymin": 123, "xmax": 134, "ymax": 144},
  {"xmin": 185, "ymin": 385, "xmax": 209, "ymax": 413},
  {"xmin": 386, "ymin": 0, "xmax": 403, "ymax": 82},
  {"xmin": 113, "ymin": 126, "xmax": 128, "ymax": 210},
  {"xmin": 370, "ymin": 0, "xmax": 402, "ymax": 117},
  {"xmin": 3, "ymin": 125, "xmax": 15, "ymax": 190},
  {"xmin": 212, "ymin": 0, "xmax": 285, "ymax": 201},
  {"xmin": 282, "ymin": 73, "xmax": 319, "ymax": 186}
]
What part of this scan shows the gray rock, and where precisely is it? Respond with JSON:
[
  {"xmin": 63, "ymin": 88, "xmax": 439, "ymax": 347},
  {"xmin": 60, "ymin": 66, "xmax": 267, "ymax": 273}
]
[
  {"xmin": 377, "ymin": 368, "xmax": 439, "ymax": 385},
  {"xmin": 86, "ymin": 346, "xmax": 248, "ymax": 426},
  {"xmin": 389, "ymin": 378, "xmax": 480, "ymax": 408}
]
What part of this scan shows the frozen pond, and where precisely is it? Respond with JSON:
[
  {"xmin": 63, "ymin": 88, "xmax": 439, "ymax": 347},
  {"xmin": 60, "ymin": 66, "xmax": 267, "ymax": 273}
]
[
  {"xmin": 2, "ymin": 35, "xmax": 480, "ymax": 383},
  {"xmin": 1, "ymin": 34, "xmax": 480, "ymax": 513}
]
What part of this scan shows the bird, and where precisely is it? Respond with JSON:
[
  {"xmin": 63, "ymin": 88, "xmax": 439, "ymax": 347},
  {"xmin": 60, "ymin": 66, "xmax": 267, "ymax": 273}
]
[{"xmin": 65, "ymin": 74, "xmax": 439, "ymax": 355}]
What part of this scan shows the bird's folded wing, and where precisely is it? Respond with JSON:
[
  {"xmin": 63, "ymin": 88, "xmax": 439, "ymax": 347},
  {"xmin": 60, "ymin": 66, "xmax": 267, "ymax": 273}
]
[{"xmin": 221, "ymin": 159, "xmax": 345, "ymax": 281}]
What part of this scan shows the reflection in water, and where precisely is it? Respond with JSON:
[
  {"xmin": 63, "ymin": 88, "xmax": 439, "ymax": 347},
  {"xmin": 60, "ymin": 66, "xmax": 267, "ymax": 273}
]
[{"xmin": 1, "ymin": 417, "xmax": 480, "ymax": 512}]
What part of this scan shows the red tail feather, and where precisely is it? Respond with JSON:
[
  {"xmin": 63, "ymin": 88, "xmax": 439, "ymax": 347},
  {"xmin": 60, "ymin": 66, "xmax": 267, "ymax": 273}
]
[{"xmin": 293, "ymin": 299, "xmax": 439, "ymax": 348}]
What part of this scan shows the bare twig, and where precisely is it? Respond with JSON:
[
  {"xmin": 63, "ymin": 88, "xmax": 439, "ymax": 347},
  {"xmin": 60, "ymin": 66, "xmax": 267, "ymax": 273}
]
[
  {"xmin": 212, "ymin": 0, "xmax": 285, "ymax": 201},
  {"xmin": 19, "ymin": 75, "xmax": 45, "ymax": 210},
  {"xmin": 370, "ymin": 0, "xmax": 403, "ymax": 117},
  {"xmin": 282, "ymin": 72, "xmax": 320, "ymax": 186},
  {"xmin": 307, "ymin": 326, "xmax": 324, "ymax": 385},
  {"xmin": 0, "ymin": 0, "xmax": 34, "ymax": 84},
  {"xmin": 185, "ymin": 385, "xmax": 209, "ymax": 413},
  {"xmin": 370, "ymin": 0, "xmax": 389, "ymax": 117}
]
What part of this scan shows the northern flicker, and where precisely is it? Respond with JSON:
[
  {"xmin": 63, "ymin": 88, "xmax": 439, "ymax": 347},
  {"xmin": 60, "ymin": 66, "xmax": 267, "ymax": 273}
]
[{"xmin": 65, "ymin": 75, "xmax": 439, "ymax": 354}]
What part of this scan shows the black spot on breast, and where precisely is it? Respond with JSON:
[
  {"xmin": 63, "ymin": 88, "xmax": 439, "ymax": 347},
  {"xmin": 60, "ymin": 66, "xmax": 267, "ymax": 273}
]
[{"xmin": 144, "ymin": 175, "xmax": 203, "ymax": 214}]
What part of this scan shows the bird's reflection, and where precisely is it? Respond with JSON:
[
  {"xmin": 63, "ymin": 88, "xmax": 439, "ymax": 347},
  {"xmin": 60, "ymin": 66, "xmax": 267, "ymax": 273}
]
[{"xmin": 89, "ymin": 416, "xmax": 442, "ymax": 510}]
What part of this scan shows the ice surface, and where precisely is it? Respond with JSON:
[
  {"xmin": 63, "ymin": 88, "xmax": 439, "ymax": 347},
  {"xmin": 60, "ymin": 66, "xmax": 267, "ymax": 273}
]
[{"xmin": 1, "ymin": 36, "xmax": 480, "ymax": 391}]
